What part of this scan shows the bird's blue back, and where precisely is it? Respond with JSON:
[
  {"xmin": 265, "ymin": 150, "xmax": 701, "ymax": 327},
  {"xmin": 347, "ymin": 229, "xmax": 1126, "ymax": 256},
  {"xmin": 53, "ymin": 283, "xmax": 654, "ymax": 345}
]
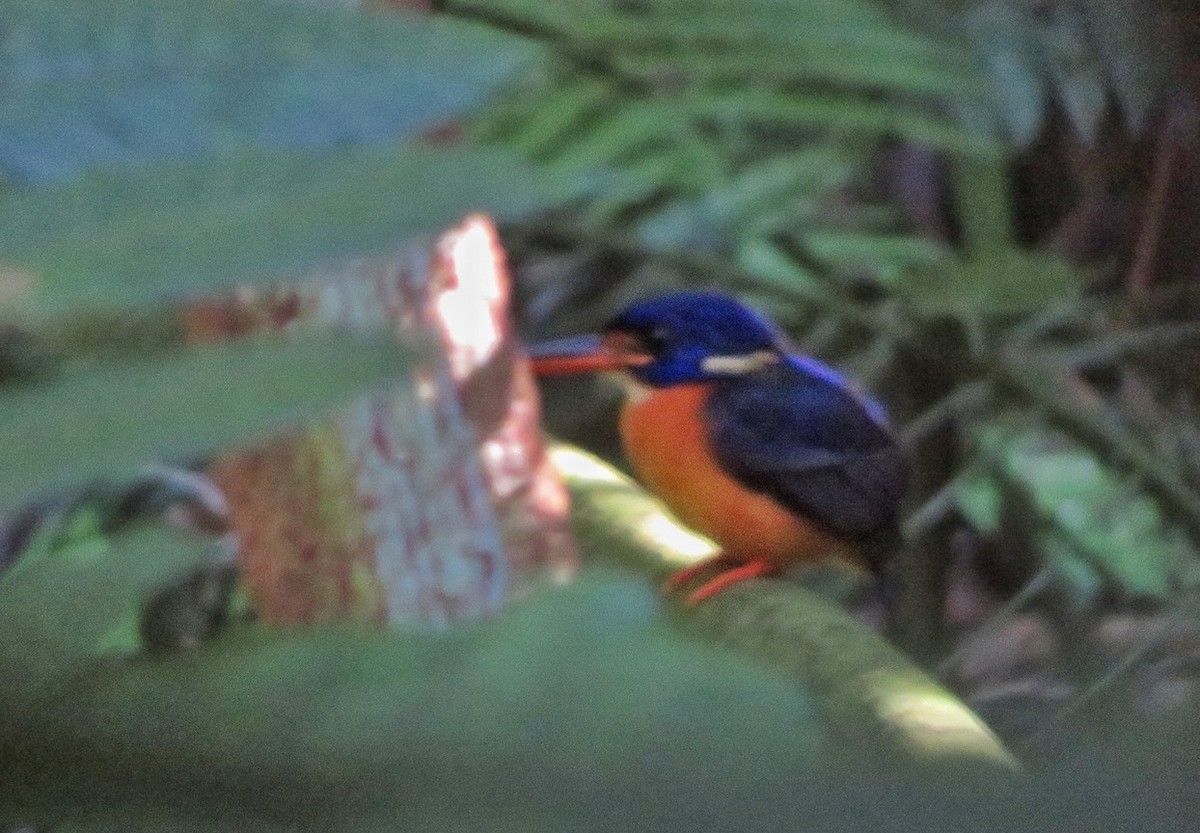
[{"xmin": 704, "ymin": 356, "xmax": 903, "ymax": 565}]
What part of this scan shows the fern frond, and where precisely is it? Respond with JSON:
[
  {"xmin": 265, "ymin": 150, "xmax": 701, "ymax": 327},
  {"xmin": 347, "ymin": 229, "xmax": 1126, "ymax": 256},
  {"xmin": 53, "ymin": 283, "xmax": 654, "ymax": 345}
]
[
  {"xmin": 690, "ymin": 91, "xmax": 1001, "ymax": 159},
  {"xmin": 464, "ymin": 0, "xmax": 998, "ymax": 251}
]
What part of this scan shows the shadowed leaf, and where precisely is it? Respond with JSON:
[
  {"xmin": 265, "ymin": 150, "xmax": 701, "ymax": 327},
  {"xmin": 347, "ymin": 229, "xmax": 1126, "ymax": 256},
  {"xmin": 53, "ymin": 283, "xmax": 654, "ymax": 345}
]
[
  {"xmin": 0, "ymin": 332, "xmax": 413, "ymax": 508},
  {"xmin": 0, "ymin": 144, "xmax": 575, "ymax": 313},
  {"xmin": 0, "ymin": 522, "xmax": 215, "ymax": 699},
  {"xmin": 0, "ymin": 0, "xmax": 537, "ymax": 184},
  {"xmin": 0, "ymin": 571, "xmax": 832, "ymax": 829}
]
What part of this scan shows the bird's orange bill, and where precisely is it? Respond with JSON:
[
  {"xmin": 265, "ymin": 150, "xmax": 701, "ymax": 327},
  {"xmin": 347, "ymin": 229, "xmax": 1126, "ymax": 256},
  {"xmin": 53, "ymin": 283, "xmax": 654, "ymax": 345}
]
[{"xmin": 528, "ymin": 334, "xmax": 650, "ymax": 377}]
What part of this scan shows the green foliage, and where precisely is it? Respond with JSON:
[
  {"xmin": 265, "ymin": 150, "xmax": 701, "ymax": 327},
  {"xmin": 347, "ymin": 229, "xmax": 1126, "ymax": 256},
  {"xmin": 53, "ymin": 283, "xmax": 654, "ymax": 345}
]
[
  {"xmin": 0, "ymin": 0, "xmax": 533, "ymax": 183},
  {"xmin": 0, "ymin": 0, "xmax": 566, "ymax": 502},
  {"xmin": 0, "ymin": 521, "xmax": 216, "ymax": 699},
  {"xmin": 2, "ymin": 562, "xmax": 838, "ymax": 828},
  {"xmin": 899, "ymin": 247, "xmax": 1081, "ymax": 321},
  {"xmin": 958, "ymin": 0, "xmax": 1176, "ymax": 142},
  {"xmin": 957, "ymin": 418, "xmax": 1191, "ymax": 604},
  {"xmin": 462, "ymin": 0, "xmax": 1106, "ymax": 342},
  {"xmin": 466, "ymin": 0, "xmax": 1198, "ymax": 615},
  {"xmin": 0, "ymin": 144, "xmax": 574, "ymax": 314},
  {"xmin": 0, "ymin": 333, "xmax": 413, "ymax": 509},
  {"xmin": 464, "ymin": 0, "xmax": 1001, "ymax": 258},
  {"xmin": 0, "ymin": 0, "xmax": 569, "ymax": 315}
]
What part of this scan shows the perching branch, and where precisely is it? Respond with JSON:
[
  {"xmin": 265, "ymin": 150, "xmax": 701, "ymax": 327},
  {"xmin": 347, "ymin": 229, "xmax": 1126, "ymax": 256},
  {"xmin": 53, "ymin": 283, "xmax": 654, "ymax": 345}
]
[{"xmin": 553, "ymin": 443, "xmax": 1018, "ymax": 771}]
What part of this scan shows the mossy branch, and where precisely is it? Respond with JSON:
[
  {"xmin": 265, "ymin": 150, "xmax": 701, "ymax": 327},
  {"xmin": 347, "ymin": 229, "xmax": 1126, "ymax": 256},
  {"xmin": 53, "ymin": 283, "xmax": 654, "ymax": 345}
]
[{"xmin": 550, "ymin": 443, "xmax": 1018, "ymax": 771}]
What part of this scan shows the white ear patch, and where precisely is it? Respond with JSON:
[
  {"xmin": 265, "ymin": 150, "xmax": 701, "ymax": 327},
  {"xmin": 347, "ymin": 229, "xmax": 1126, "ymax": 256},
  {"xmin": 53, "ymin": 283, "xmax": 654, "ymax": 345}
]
[{"xmin": 699, "ymin": 350, "xmax": 778, "ymax": 375}]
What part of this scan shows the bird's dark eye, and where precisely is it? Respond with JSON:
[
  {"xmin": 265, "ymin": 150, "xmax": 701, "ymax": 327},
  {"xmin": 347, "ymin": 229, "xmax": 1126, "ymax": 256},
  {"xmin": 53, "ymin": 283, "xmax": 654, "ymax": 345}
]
[
  {"xmin": 604, "ymin": 326, "xmax": 671, "ymax": 360},
  {"xmin": 642, "ymin": 327, "xmax": 672, "ymax": 352}
]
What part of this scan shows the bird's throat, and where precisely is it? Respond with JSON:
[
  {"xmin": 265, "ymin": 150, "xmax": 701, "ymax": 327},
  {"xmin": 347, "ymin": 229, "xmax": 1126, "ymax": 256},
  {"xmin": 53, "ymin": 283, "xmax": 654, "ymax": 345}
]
[{"xmin": 614, "ymin": 373, "xmax": 653, "ymax": 404}]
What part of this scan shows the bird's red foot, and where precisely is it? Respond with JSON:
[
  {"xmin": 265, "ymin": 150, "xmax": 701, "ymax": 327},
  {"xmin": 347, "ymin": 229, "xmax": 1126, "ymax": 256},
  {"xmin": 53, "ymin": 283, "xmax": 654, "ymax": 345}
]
[
  {"xmin": 663, "ymin": 557, "xmax": 777, "ymax": 604},
  {"xmin": 686, "ymin": 559, "xmax": 776, "ymax": 603},
  {"xmin": 662, "ymin": 554, "xmax": 739, "ymax": 595}
]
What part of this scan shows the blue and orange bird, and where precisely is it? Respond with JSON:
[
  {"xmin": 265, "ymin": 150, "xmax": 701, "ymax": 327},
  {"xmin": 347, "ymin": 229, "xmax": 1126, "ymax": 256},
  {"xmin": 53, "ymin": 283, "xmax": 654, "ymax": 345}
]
[{"xmin": 531, "ymin": 291, "xmax": 904, "ymax": 603}]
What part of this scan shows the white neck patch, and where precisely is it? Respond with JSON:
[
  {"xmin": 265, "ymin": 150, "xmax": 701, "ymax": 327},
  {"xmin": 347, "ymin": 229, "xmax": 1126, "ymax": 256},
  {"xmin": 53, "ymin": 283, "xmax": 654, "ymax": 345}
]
[{"xmin": 698, "ymin": 350, "xmax": 778, "ymax": 375}]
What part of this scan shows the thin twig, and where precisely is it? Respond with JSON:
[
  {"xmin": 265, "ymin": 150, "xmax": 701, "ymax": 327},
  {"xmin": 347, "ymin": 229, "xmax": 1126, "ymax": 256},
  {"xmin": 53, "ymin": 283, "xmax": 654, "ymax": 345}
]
[
  {"xmin": 899, "ymin": 380, "xmax": 991, "ymax": 453},
  {"xmin": 935, "ymin": 568, "xmax": 1054, "ymax": 678},
  {"xmin": 900, "ymin": 473, "xmax": 965, "ymax": 542},
  {"xmin": 1019, "ymin": 614, "xmax": 1176, "ymax": 749},
  {"xmin": 1042, "ymin": 322, "xmax": 1200, "ymax": 369},
  {"xmin": 1126, "ymin": 99, "xmax": 1192, "ymax": 297}
]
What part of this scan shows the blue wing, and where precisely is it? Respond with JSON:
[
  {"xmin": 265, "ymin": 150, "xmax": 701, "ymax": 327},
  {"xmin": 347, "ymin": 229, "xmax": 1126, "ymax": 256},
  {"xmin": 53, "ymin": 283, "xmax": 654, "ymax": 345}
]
[{"xmin": 705, "ymin": 358, "xmax": 903, "ymax": 549}]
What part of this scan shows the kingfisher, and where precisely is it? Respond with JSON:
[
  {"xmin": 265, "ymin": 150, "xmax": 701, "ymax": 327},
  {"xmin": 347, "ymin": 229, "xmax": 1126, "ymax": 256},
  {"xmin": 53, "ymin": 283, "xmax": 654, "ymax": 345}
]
[{"xmin": 530, "ymin": 291, "xmax": 903, "ymax": 603}]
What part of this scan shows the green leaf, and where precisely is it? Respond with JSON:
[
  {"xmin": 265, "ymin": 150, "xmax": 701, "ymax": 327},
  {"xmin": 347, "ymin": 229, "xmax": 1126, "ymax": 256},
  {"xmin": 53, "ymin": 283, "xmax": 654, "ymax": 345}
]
[
  {"xmin": 637, "ymin": 148, "xmax": 858, "ymax": 248},
  {"xmin": 955, "ymin": 462, "xmax": 1001, "ymax": 532},
  {"xmin": 963, "ymin": 1, "xmax": 1050, "ymax": 146},
  {"xmin": 693, "ymin": 91, "xmax": 1003, "ymax": 160},
  {"xmin": 549, "ymin": 101, "xmax": 684, "ymax": 170},
  {"xmin": 899, "ymin": 246, "xmax": 1080, "ymax": 321},
  {"xmin": 0, "ymin": 0, "xmax": 536, "ymax": 184},
  {"xmin": 957, "ymin": 419, "xmax": 1189, "ymax": 600},
  {"xmin": 0, "ymin": 143, "xmax": 573, "ymax": 313},
  {"xmin": 591, "ymin": 12, "xmax": 958, "ymax": 64},
  {"xmin": 0, "ymin": 522, "xmax": 215, "ymax": 700},
  {"xmin": 585, "ymin": 153, "xmax": 687, "ymax": 225},
  {"xmin": 479, "ymin": 73, "xmax": 617, "ymax": 160},
  {"xmin": 952, "ymin": 153, "xmax": 1014, "ymax": 253},
  {"xmin": 0, "ymin": 332, "xmax": 413, "ymax": 508},
  {"xmin": 804, "ymin": 230, "xmax": 950, "ymax": 288},
  {"xmin": 737, "ymin": 238, "xmax": 828, "ymax": 299},
  {"xmin": 596, "ymin": 0, "xmax": 893, "ymax": 32},
  {"xmin": 1, "ymin": 571, "xmax": 831, "ymax": 828},
  {"xmin": 618, "ymin": 45, "xmax": 981, "ymax": 102}
]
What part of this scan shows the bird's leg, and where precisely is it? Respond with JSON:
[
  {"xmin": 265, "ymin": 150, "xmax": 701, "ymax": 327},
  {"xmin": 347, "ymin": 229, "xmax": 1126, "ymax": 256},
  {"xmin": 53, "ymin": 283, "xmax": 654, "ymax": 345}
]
[
  {"xmin": 662, "ymin": 553, "xmax": 740, "ymax": 595},
  {"xmin": 685, "ymin": 559, "xmax": 776, "ymax": 604}
]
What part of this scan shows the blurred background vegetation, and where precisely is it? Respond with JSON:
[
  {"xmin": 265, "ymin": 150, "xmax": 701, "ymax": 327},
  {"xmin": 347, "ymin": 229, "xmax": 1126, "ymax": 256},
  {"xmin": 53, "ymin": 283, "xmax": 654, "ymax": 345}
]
[
  {"xmin": 2, "ymin": 0, "xmax": 1200, "ymax": 828},
  {"xmin": 482, "ymin": 0, "xmax": 1200, "ymax": 742}
]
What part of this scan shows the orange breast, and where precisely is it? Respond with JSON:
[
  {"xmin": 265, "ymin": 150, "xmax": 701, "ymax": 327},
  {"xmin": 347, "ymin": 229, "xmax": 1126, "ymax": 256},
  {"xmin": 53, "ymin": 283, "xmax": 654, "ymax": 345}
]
[{"xmin": 619, "ymin": 384, "xmax": 852, "ymax": 568}]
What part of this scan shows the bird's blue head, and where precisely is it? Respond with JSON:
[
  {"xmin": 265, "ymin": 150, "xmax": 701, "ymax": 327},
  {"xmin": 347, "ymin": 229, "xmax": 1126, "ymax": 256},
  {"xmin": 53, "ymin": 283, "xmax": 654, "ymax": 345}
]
[
  {"xmin": 603, "ymin": 291, "xmax": 787, "ymax": 386},
  {"xmin": 523, "ymin": 291, "xmax": 791, "ymax": 386}
]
